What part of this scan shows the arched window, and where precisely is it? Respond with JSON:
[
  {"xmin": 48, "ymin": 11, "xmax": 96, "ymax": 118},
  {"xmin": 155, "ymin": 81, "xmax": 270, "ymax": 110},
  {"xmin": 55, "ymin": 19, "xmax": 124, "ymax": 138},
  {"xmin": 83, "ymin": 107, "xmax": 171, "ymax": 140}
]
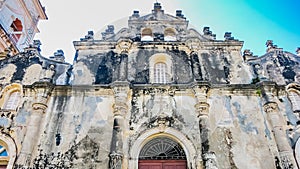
[
  {"xmin": 139, "ymin": 137, "xmax": 186, "ymax": 160},
  {"xmin": 0, "ymin": 135, "xmax": 17, "ymax": 169},
  {"xmin": 141, "ymin": 28, "xmax": 153, "ymax": 41},
  {"xmin": 149, "ymin": 53, "xmax": 172, "ymax": 84},
  {"xmin": 164, "ymin": 28, "xmax": 176, "ymax": 41},
  {"xmin": 10, "ymin": 18, "xmax": 23, "ymax": 44},
  {"xmin": 0, "ymin": 144, "xmax": 8, "ymax": 168},
  {"xmin": 154, "ymin": 62, "xmax": 168, "ymax": 84},
  {"xmin": 3, "ymin": 91, "xmax": 20, "ymax": 110},
  {"xmin": 138, "ymin": 137, "xmax": 187, "ymax": 169},
  {"xmin": 288, "ymin": 91, "xmax": 300, "ymax": 112}
]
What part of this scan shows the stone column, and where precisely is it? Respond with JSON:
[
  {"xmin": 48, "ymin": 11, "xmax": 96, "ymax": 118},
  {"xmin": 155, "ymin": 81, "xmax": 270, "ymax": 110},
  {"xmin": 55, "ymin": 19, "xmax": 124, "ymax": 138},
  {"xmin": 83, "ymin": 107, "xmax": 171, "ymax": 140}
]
[
  {"xmin": 264, "ymin": 102, "xmax": 297, "ymax": 168},
  {"xmin": 109, "ymin": 82, "xmax": 130, "ymax": 169},
  {"xmin": 193, "ymin": 84, "xmax": 218, "ymax": 169},
  {"xmin": 262, "ymin": 83, "xmax": 297, "ymax": 168},
  {"xmin": 17, "ymin": 82, "xmax": 53, "ymax": 167}
]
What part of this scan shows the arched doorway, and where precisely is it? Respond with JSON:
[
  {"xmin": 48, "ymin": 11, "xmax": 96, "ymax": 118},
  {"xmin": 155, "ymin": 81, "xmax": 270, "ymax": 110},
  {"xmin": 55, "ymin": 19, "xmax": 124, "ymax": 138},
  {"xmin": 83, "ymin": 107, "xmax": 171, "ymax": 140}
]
[
  {"xmin": 138, "ymin": 136, "xmax": 187, "ymax": 169},
  {"xmin": 0, "ymin": 133, "xmax": 17, "ymax": 169}
]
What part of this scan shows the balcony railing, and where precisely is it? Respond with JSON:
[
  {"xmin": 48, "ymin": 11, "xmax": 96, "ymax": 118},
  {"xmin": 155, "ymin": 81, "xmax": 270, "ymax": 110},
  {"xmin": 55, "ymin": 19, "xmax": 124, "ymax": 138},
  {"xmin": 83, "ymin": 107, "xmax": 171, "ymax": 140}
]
[{"xmin": 9, "ymin": 31, "xmax": 22, "ymax": 46}]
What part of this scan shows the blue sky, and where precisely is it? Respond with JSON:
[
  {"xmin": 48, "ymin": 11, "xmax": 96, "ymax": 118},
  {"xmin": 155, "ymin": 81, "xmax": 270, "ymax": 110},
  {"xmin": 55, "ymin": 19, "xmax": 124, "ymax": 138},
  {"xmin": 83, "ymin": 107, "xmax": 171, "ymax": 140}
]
[
  {"xmin": 36, "ymin": 0, "xmax": 300, "ymax": 63},
  {"xmin": 178, "ymin": 0, "xmax": 300, "ymax": 55}
]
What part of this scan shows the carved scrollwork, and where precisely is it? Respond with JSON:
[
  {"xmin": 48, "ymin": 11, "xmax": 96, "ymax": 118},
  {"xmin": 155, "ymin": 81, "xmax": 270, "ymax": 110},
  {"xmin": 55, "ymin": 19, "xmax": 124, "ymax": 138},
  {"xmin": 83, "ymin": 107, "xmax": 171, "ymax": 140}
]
[
  {"xmin": 116, "ymin": 39, "xmax": 133, "ymax": 53},
  {"xmin": 203, "ymin": 152, "xmax": 218, "ymax": 169},
  {"xmin": 263, "ymin": 102, "xmax": 278, "ymax": 114},
  {"xmin": 109, "ymin": 152, "xmax": 123, "ymax": 169},
  {"xmin": 195, "ymin": 102, "xmax": 210, "ymax": 116},
  {"xmin": 32, "ymin": 103, "xmax": 47, "ymax": 112},
  {"xmin": 113, "ymin": 103, "xmax": 128, "ymax": 116},
  {"xmin": 186, "ymin": 38, "xmax": 201, "ymax": 51},
  {"xmin": 147, "ymin": 114, "xmax": 175, "ymax": 132}
]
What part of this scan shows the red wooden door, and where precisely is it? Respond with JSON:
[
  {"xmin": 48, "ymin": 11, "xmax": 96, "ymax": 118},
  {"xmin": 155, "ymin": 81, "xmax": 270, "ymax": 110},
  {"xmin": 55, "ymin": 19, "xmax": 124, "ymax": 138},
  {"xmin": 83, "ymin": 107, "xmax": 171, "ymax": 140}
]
[
  {"xmin": 139, "ymin": 160, "xmax": 186, "ymax": 169},
  {"xmin": 139, "ymin": 162, "xmax": 162, "ymax": 169}
]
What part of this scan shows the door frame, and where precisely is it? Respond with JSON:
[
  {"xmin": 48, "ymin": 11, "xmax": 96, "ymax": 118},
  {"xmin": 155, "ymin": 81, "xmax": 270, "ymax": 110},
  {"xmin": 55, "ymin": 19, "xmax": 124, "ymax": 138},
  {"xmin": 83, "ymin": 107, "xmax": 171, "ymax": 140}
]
[{"xmin": 129, "ymin": 128, "xmax": 198, "ymax": 169}]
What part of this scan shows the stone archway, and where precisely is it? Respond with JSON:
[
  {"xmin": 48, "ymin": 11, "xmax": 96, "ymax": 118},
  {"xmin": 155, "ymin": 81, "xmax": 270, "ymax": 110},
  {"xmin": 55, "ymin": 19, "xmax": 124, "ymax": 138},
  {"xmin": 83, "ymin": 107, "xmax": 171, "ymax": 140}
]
[
  {"xmin": 129, "ymin": 127, "xmax": 198, "ymax": 169},
  {"xmin": 138, "ymin": 136, "xmax": 187, "ymax": 169}
]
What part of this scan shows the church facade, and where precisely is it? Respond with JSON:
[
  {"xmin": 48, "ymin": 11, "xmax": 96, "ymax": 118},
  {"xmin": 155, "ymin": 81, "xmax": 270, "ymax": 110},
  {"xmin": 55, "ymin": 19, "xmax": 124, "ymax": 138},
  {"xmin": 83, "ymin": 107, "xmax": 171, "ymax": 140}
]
[{"xmin": 0, "ymin": 2, "xmax": 300, "ymax": 169}]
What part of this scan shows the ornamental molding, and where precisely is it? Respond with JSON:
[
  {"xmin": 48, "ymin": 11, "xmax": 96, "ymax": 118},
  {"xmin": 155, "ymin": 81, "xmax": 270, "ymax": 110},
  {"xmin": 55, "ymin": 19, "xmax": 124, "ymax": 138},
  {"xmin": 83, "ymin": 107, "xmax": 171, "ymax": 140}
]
[{"xmin": 263, "ymin": 102, "xmax": 278, "ymax": 114}]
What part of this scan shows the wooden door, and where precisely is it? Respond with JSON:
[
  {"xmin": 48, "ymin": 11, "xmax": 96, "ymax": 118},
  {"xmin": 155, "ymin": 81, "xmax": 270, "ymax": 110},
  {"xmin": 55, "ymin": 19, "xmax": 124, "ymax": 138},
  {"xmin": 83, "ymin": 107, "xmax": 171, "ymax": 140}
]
[
  {"xmin": 139, "ymin": 160, "xmax": 186, "ymax": 169},
  {"xmin": 163, "ymin": 161, "xmax": 186, "ymax": 169},
  {"xmin": 139, "ymin": 162, "xmax": 162, "ymax": 169}
]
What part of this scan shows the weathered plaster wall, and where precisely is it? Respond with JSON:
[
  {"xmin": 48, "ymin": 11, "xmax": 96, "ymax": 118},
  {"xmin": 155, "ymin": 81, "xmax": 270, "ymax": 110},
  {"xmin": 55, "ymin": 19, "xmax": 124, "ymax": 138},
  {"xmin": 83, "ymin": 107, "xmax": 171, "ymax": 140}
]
[{"xmin": 208, "ymin": 93, "xmax": 277, "ymax": 169}]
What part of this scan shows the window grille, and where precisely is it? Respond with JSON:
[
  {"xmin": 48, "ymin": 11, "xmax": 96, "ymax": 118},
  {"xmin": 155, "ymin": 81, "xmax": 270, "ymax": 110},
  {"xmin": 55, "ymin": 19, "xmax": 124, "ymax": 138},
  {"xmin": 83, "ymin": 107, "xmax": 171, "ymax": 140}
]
[
  {"xmin": 139, "ymin": 137, "xmax": 186, "ymax": 160},
  {"xmin": 154, "ymin": 62, "xmax": 168, "ymax": 84},
  {"xmin": 3, "ymin": 91, "xmax": 20, "ymax": 110}
]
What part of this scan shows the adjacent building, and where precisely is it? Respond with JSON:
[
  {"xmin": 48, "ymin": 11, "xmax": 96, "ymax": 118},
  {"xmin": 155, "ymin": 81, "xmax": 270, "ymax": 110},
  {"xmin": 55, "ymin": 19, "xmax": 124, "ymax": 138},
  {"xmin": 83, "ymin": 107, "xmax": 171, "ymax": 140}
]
[
  {"xmin": 0, "ymin": 0, "xmax": 47, "ymax": 58},
  {"xmin": 0, "ymin": 2, "xmax": 300, "ymax": 169}
]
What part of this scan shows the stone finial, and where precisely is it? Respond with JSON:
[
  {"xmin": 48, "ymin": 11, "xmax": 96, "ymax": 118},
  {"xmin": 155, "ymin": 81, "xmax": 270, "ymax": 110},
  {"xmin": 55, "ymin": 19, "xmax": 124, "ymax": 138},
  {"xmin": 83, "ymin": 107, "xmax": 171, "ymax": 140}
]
[
  {"xmin": 80, "ymin": 31, "xmax": 94, "ymax": 41},
  {"xmin": 265, "ymin": 40, "xmax": 281, "ymax": 52},
  {"xmin": 152, "ymin": 2, "xmax": 164, "ymax": 13},
  {"xmin": 296, "ymin": 47, "xmax": 300, "ymax": 56},
  {"xmin": 86, "ymin": 31, "xmax": 94, "ymax": 39},
  {"xmin": 243, "ymin": 49, "xmax": 253, "ymax": 56},
  {"xmin": 33, "ymin": 40, "xmax": 42, "ymax": 52},
  {"xmin": 203, "ymin": 27, "xmax": 216, "ymax": 40},
  {"xmin": 242, "ymin": 49, "xmax": 254, "ymax": 61},
  {"xmin": 49, "ymin": 49, "xmax": 65, "ymax": 62},
  {"xmin": 132, "ymin": 10, "xmax": 140, "ymax": 17},
  {"xmin": 54, "ymin": 49, "xmax": 64, "ymax": 57},
  {"xmin": 101, "ymin": 25, "xmax": 115, "ymax": 40},
  {"xmin": 25, "ymin": 40, "xmax": 41, "ymax": 53},
  {"xmin": 203, "ymin": 27, "xmax": 211, "ymax": 35},
  {"xmin": 176, "ymin": 10, "xmax": 185, "ymax": 18},
  {"xmin": 224, "ymin": 32, "xmax": 234, "ymax": 41},
  {"xmin": 154, "ymin": 2, "xmax": 162, "ymax": 11},
  {"xmin": 266, "ymin": 40, "xmax": 274, "ymax": 48},
  {"xmin": 176, "ymin": 10, "xmax": 182, "ymax": 16}
]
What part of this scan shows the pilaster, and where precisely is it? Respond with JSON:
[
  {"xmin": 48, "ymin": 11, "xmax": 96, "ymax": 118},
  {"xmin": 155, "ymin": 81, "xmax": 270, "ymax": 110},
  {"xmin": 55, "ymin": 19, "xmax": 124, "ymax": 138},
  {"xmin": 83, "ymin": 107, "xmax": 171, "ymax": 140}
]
[
  {"xmin": 16, "ymin": 82, "xmax": 53, "ymax": 167},
  {"xmin": 262, "ymin": 82, "xmax": 297, "ymax": 168},
  {"xmin": 109, "ymin": 82, "xmax": 130, "ymax": 169},
  {"xmin": 192, "ymin": 83, "xmax": 218, "ymax": 169}
]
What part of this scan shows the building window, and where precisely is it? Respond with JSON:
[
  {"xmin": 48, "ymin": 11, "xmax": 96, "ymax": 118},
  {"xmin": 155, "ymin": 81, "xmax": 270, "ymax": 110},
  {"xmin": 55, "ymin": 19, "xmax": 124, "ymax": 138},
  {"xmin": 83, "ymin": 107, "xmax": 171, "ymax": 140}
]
[
  {"xmin": 149, "ymin": 53, "xmax": 172, "ymax": 84},
  {"xmin": 288, "ymin": 91, "xmax": 300, "ymax": 112},
  {"xmin": 139, "ymin": 136, "xmax": 186, "ymax": 160},
  {"xmin": 154, "ymin": 62, "xmax": 168, "ymax": 83},
  {"xmin": 164, "ymin": 28, "xmax": 176, "ymax": 41},
  {"xmin": 3, "ymin": 91, "xmax": 20, "ymax": 110},
  {"xmin": 0, "ymin": 144, "xmax": 8, "ymax": 168},
  {"xmin": 141, "ymin": 28, "xmax": 153, "ymax": 41},
  {"xmin": 10, "ymin": 18, "xmax": 23, "ymax": 44}
]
